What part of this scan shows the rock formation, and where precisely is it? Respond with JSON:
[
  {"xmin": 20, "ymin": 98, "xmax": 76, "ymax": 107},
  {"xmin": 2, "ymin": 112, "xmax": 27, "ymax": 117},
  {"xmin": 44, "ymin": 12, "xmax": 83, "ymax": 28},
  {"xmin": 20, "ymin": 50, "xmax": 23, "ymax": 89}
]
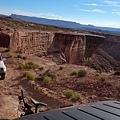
[
  {"xmin": 0, "ymin": 30, "xmax": 105, "ymax": 65},
  {"xmin": 48, "ymin": 33, "xmax": 104, "ymax": 64},
  {"xmin": 101, "ymin": 34, "xmax": 120, "ymax": 61}
]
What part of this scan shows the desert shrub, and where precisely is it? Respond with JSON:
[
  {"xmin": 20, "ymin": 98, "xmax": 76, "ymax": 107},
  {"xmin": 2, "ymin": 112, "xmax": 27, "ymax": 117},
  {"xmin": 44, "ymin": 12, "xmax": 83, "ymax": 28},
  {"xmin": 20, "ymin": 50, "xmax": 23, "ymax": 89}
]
[
  {"xmin": 43, "ymin": 70, "xmax": 56, "ymax": 79},
  {"xmin": 25, "ymin": 61, "xmax": 39, "ymax": 69},
  {"xmin": 18, "ymin": 61, "xmax": 39, "ymax": 69},
  {"xmin": 23, "ymin": 71, "xmax": 29, "ymax": 77},
  {"xmin": 23, "ymin": 71, "xmax": 35, "ymax": 80},
  {"xmin": 18, "ymin": 63, "xmax": 26, "ymax": 70},
  {"xmin": 15, "ymin": 50, "xmax": 22, "ymax": 54},
  {"xmin": 71, "ymin": 69, "xmax": 78, "ymax": 75},
  {"xmin": 9, "ymin": 53, "xmax": 14, "ymax": 58},
  {"xmin": 78, "ymin": 69, "xmax": 87, "ymax": 77},
  {"xmin": 43, "ymin": 76, "xmax": 52, "ymax": 84},
  {"xmin": 64, "ymin": 90, "xmax": 74, "ymax": 98},
  {"xmin": 4, "ymin": 48, "xmax": 10, "ymax": 52},
  {"xmin": 95, "ymin": 73, "xmax": 99, "ymax": 76},
  {"xmin": 72, "ymin": 92, "xmax": 81, "ymax": 101}
]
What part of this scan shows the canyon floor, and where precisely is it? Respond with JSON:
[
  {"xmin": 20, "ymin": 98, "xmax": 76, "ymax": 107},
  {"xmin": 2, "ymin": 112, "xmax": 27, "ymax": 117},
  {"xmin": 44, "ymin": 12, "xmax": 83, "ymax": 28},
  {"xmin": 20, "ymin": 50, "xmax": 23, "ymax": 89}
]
[{"xmin": 0, "ymin": 47, "xmax": 120, "ymax": 119}]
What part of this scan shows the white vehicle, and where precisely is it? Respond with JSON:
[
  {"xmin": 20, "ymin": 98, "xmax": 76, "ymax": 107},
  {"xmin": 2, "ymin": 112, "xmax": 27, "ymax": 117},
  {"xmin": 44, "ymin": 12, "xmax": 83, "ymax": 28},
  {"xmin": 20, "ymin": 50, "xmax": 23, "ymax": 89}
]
[{"xmin": 0, "ymin": 53, "xmax": 6, "ymax": 80}]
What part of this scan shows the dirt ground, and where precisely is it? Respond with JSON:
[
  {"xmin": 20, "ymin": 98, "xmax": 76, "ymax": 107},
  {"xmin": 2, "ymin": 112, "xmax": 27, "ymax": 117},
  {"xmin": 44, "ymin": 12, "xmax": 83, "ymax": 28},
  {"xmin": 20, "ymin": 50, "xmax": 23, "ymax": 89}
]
[{"xmin": 0, "ymin": 47, "xmax": 120, "ymax": 119}]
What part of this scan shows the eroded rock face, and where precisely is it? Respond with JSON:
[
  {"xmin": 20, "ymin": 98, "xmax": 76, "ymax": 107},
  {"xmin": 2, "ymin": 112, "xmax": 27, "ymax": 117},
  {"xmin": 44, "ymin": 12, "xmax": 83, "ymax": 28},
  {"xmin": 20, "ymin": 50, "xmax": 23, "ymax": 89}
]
[
  {"xmin": 91, "ymin": 32, "xmax": 120, "ymax": 61},
  {"xmin": 10, "ymin": 31, "xmax": 53, "ymax": 56},
  {"xmin": 0, "ymin": 31, "xmax": 104, "ymax": 65},
  {"xmin": 48, "ymin": 33, "xmax": 86, "ymax": 64},
  {"xmin": 85, "ymin": 35, "xmax": 105, "ymax": 59},
  {"xmin": 48, "ymin": 33, "xmax": 104, "ymax": 64},
  {"xmin": 101, "ymin": 34, "xmax": 120, "ymax": 61}
]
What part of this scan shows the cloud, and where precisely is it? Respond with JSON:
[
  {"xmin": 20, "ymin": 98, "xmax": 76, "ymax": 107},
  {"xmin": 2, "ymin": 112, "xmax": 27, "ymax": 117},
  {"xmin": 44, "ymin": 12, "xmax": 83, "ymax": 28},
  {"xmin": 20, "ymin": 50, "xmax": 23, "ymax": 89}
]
[
  {"xmin": 83, "ymin": 3, "xmax": 98, "ymax": 6},
  {"xmin": 112, "ymin": 11, "xmax": 120, "ymax": 15},
  {"xmin": 103, "ymin": 0, "xmax": 120, "ymax": 7},
  {"xmin": 79, "ymin": 9, "xmax": 106, "ymax": 13},
  {"xmin": 13, "ymin": 10, "xmax": 62, "ymax": 19}
]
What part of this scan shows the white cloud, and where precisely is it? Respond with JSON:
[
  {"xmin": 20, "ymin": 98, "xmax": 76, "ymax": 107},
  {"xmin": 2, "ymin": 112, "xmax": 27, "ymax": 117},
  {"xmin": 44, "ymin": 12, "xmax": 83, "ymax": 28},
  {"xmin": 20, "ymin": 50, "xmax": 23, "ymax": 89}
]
[
  {"xmin": 79, "ymin": 9, "xmax": 106, "ymax": 13},
  {"xmin": 83, "ymin": 3, "xmax": 98, "ymax": 6},
  {"xmin": 14, "ymin": 10, "xmax": 62, "ymax": 19},
  {"xmin": 103, "ymin": 0, "xmax": 120, "ymax": 7},
  {"xmin": 112, "ymin": 11, "xmax": 120, "ymax": 15}
]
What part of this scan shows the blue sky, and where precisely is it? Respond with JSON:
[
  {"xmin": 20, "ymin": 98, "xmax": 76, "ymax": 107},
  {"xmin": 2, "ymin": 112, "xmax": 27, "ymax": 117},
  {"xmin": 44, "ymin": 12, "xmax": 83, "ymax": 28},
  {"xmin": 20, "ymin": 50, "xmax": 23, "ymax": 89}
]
[{"xmin": 0, "ymin": 0, "xmax": 120, "ymax": 28}]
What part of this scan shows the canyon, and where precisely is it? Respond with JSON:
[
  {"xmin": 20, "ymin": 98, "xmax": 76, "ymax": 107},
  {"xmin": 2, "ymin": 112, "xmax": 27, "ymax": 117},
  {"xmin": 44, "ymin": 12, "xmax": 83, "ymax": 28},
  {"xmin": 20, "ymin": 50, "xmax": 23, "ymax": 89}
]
[
  {"xmin": 0, "ymin": 16, "xmax": 120, "ymax": 120},
  {"xmin": 0, "ymin": 30, "xmax": 105, "ymax": 65}
]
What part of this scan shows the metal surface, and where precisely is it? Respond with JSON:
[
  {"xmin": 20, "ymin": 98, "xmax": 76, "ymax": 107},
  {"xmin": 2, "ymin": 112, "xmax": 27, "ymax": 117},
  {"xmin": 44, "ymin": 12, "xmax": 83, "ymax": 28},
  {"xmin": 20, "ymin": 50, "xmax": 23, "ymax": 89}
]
[{"xmin": 15, "ymin": 101, "xmax": 120, "ymax": 120}]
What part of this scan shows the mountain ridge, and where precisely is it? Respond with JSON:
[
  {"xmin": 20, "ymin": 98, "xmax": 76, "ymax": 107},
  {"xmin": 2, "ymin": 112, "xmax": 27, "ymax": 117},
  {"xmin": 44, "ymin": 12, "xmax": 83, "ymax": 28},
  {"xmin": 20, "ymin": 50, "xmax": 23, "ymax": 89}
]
[{"xmin": 8, "ymin": 14, "xmax": 120, "ymax": 33}]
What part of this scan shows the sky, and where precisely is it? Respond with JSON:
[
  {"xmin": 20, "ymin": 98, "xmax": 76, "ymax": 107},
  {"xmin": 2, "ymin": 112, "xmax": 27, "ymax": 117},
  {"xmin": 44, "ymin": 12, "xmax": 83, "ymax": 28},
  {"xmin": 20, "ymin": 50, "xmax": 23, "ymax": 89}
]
[{"xmin": 0, "ymin": 0, "xmax": 120, "ymax": 28}]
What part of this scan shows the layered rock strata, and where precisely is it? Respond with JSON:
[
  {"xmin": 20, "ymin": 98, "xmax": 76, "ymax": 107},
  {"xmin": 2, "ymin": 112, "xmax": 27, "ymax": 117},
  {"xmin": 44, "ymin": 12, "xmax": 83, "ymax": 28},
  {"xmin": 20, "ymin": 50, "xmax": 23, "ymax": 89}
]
[{"xmin": 0, "ymin": 31, "xmax": 105, "ymax": 65}]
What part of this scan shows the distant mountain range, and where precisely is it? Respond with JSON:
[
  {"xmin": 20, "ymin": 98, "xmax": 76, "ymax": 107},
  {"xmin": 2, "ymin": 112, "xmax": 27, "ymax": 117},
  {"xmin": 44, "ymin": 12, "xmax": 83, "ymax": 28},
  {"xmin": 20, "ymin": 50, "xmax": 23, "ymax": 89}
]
[{"xmin": 1, "ymin": 14, "xmax": 120, "ymax": 33}]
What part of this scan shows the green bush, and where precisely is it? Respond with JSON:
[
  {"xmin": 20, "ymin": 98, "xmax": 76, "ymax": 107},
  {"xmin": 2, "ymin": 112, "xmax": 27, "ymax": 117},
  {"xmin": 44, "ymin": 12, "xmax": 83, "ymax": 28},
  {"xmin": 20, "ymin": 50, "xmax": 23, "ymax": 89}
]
[
  {"xmin": 23, "ymin": 71, "xmax": 29, "ymax": 77},
  {"xmin": 18, "ymin": 63, "xmax": 26, "ymax": 70},
  {"xmin": 64, "ymin": 90, "xmax": 81, "ymax": 101},
  {"xmin": 72, "ymin": 92, "xmax": 81, "ymax": 101},
  {"xmin": 78, "ymin": 69, "xmax": 87, "ymax": 77},
  {"xmin": 23, "ymin": 71, "xmax": 35, "ymax": 80},
  {"xmin": 9, "ymin": 53, "xmax": 14, "ymax": 58},
  {"xmin": 18, "ymin": 61, "xmax": 39, "ymax": 70},
  {"xmin": 43, "ymin": 76, "xmax": 52, "ymax": 84},
  {"xmin": 25, "ymin": 61, "xmax": 39, "ymax": 69},
  {"xmin": 43, "ymin": 70, "xmax": 56, "ymax": 79},
  {"xmin": 71, "ymin": 69, "xmax": 78, "ymax": 75},
  {"xmin": 15, "ymin": 50, "xmax": 22, "ymax": 54},
  {"xmin": 64, "ymin": 90, "xmax": 74, "ymax": 98},
  {"xmin": 95, "ymin": 73, "xmax": 99, "ymax": 76}
]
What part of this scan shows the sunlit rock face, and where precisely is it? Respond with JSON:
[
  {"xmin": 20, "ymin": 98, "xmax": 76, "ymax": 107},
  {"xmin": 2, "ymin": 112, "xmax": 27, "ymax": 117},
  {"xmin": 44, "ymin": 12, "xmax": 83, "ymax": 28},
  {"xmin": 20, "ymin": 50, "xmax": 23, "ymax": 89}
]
[
  {"xmin": 48, "ymin": 32, "xmax": 104, "ymax": 64},
  {"xmin": 0, "ymin": 31, "xmax": 105, "ymax": 65}
]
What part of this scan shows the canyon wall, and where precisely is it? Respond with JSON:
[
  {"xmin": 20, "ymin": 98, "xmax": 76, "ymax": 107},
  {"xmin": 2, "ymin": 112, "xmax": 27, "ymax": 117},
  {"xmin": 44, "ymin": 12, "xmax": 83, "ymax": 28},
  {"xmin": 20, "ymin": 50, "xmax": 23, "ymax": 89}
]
[
  {"xmin": 0, "ymin": 31, "xmax": 105, "ymax": 65},
  {"xmin": 90, "ymin": 32, "xmax": 120, "ymax": 61},
  {"xmin": 10, "ymin": 31, "xmax": 53, "ymax": 56},
  {"xmin": 101, "ymin": 34, "xmax": 120, "ymax": 61},
  {"xmin": 48, "ymin": 33, "xmax": 104, "ymax": 64}
]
